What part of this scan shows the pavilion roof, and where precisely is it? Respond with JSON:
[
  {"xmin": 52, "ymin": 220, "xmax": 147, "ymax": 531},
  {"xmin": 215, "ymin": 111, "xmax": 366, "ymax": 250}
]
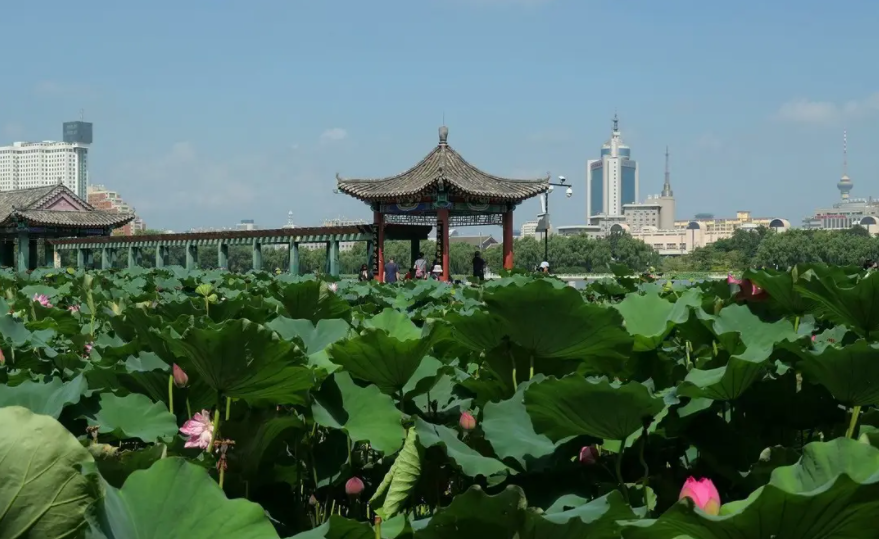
[
  {"xmin": 336, "ymin": 126, "xmax": 549, "ymax": 203},
  {"xmin": 0, "ymin": 185, "xmax": 134, "ymax": 229}
]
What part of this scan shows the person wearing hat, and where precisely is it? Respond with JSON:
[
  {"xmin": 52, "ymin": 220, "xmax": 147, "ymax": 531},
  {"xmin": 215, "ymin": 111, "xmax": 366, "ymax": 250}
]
[
  {"xmin": 539, "ymin": 261, "xmax": 550, "ymax": 274},
  {"xmin": 430, "ymin": 259, "xmax": 443, "ymax": 280}
]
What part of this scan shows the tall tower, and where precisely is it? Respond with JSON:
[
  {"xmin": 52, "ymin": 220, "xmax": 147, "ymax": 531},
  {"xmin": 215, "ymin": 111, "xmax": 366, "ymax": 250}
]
[
  {"xmin": 657, "ymin": 146, "xmax": 676, "ymax": 230},
  {"xmin": 837, "ymin": 130, "xmax": 853, "ymax": 201},
  {"xmin": 586, "ymin": 114, "xmax": 639, "ymax": 219}
]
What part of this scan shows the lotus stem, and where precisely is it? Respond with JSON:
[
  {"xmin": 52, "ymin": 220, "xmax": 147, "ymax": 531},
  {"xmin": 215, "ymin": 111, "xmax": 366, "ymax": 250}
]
[
  {"xmin": 347, "ymin": 435, "xmax": 353, "ymax": 465},
  {"xmin": 529, "ymin": 355, "xmax": 534, "ymax": 380},
  {"xmin": 219, "ymin": 465, "xmax": 225, "ymax": 489},
  {"xmin": 209, "ymin": 408, "xmax": 220, "ymax": 452},
  {"xmin": 638, "ymin": 425, "xmax": 649, "ymax": 488},
  {"xmin": 685, "ymin": 341, "xmax": 692, "ymax": 370},
  {"xmin": 794, "ymin": 316, "xmax": 800, "ymax": 333},
  {"xmin": 615, "ymin": 443, "xmax": 629, "ymax": 504},
  {"xmin": 509, "ymin": 348, "xmax": 518, "ymax": 391},
  {"xmin": 167, "ymin": 375, "xmax": 174, "ymax": 414},
  {"xmin": 846, "ymin": 405, "xmax": 862, "ymax": 439},
  {"xmin": 186, "ymin": 398, "xmax": 192, "ymax": 418},
  {"xmin": 374, "ymin": 517, "xmax": 382, "ymax": 539},
  {"xmin": 225, "ymin": 397, "xmax": 231, "ymax": 421}
]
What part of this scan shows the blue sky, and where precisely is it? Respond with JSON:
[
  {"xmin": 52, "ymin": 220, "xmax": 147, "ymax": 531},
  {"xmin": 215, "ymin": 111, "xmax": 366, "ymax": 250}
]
[{"xmin": 2, "ymin": 0, "xmax": 878, "ymax": 233}]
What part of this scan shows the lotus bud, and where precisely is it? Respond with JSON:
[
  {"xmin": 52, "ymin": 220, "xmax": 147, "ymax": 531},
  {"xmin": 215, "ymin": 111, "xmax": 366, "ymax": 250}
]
[
  {"xmin": 679, "ymin": 476, "xmax": 721, "ymax": 515},
  {"xmin": 459, "ymin": 411, "xmax": 477, "ymax": 431},
  {"xmin": 579, "ymin": 445, "xmax": 597, "ymax": 465},
  {"xmin": 0, "ymin": 348, "xmax": 4, "ymax": 366},
  {"xmin": 172, "ymin": 364, "xmax": 189, "ymax": 388},
  {"xmin": 308, "ymin": 494, "xmax": 318, "ymax": 506},
  {"xmin": 759, "ymin": 447, "xmax": 772, "ymax": 462},
  {"xmin": 345, "ymin": 476, "xmax": 364, "ymax": 497}
]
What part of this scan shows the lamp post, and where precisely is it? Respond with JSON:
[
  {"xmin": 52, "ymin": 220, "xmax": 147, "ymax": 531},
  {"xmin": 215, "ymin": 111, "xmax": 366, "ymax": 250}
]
[{"xmin": 543, "ymin": 175, "xmax": 573, "ymax": 266}]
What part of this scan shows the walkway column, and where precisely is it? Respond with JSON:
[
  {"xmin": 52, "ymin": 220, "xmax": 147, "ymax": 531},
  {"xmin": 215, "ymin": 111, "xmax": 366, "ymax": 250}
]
[
  {"xmin": 101, "ymin": 247, "xmax": 116, "ymax": 270},
  {"xmin": 28, "ymin": 240, "xmax": 38, "ymax": 271},
  {"xmin": 156, "ymin": 245, "xmax": 166, "ymax": 268},
  {"xmin": 366, "ymin": 241, "xmax": 374, "ymax": 275},
  {"xmin": 44, "ymin": 241, "xmax": 55, "ymax": 268},
  {"xmin": 410, "ymin": 239, "xmax": 420, "ymax": 268},
  {"xmin": 437, "ymin": 208, "xmax": 450, "ymax": 281},
  {"xmin": 128, "ymin": 246, "xmax": 142, "ymax": 268},
  {"xmin": 374, "ymin": 211, "xmax": 385, "ymax": 283},
  {"xmin": 186, "ymin": 242, "xmax": 197, "ymax": 269},
  {"xmin": 252, "ymin": 241, "xmax": 263, "ymax": 271},
  {"xmin": 289, "ymin": 242, "xmax": 300, "ymax": 274},
  {"xmin": 16, "ymin": 232, "xmax": 29, "ymax": 272},
  {"xmin": 502, "ymin": 209, "xmax": 514, "ymax": 271},
  {"xmin": 218, "ymin": 244, "xmax": 228, "ymax": 270},
  {"xmin": 53, "ymin": 249, "xmax": 61, "ymax": 269},
  {"xmin": 329, "ymin": 239, "xmax": 340, "ymax": 277}
]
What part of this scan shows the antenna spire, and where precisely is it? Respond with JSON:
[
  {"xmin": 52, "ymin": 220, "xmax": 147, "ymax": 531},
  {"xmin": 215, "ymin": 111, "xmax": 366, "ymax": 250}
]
[
  {"xmin": 662, "ymin": 146, "xmax": 673, "ymax": 197},
  {"xmin": 843, "ymin": 129, "xmax": 848, "ymax": 176},
  {"xmin": 80, "ymin": 109, "xmax": 84, "ymax": 121}
]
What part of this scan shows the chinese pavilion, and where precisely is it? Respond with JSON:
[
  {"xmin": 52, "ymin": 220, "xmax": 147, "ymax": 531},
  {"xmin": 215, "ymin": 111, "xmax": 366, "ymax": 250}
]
[
  {"xmin": 0, "ymin": 184, "xmax": 133, "ymax": 271},
  {"xmin": 336, "ymin": 126, "xmax": 549, "ymax": 281}
]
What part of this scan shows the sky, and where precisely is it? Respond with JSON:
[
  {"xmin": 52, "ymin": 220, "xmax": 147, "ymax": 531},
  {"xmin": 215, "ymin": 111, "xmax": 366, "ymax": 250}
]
[{"xmin": 2, "ymin": 0, "xmax": 879, "ymax": 234}]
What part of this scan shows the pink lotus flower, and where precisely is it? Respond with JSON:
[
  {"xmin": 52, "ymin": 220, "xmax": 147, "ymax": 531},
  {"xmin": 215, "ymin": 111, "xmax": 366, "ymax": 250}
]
[
  {"xmin": 32, "ymin": 294, "xmax": 52, "ymax": 308},
  {"xmin": 68, "ymin": 305, "xmax": 80, "ymax": 313},
  {"xmin": 328, "ymin": 282, "xmax": 339, "ymax": 293},
  {"xmin": 459, "ymin": 411, "xmax": 477, "ymax": 431},
  {"xmin": 83, "ymin": 342, "xmax": 93, "ymax": 357},
  {"xmin": 0, "ymin": 348, "xmax": 4, "ymax": 366},
  {"xmin": 727, "ymin": 275, "xmax": 768, "ymax": 302},
  {"xmin": 579, "ymin": 445, "xmax": 597, "ymax": 465},
  {"xmin": 180, "ymin": 409, "xmax": 215, "ymax": 450},
  {"xmin": 172, "ymin": 364, "xmax": 189, "ymax": 388},
  {"xmin": 345, "ymin": 476, "xmax": 364, "ymax": 497},
  {"xmin": 679, "ymin": 476, "xmax": 721, "ymax": 515}
]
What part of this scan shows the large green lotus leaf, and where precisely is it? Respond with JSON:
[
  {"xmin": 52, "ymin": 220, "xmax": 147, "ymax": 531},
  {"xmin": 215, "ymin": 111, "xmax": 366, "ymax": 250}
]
[
  {"xmin": 613, "ymin": 289, "xmax": 699, "ymax": 351},
  {"xmin": 676, "ymin": 357, "xmax": 767, "ymax": 401},
  {"xmin": 274, "ymin": 280, "xmax": 351, "ymax": 323},
  {"xmin": 0, "ymin": 373, "xmax": 87, "ymax": 418},
  {"xmin": 449, "ymin": 280, "xmax": 633, "ymax": 361},
  {"xmin": 414, "ymin": 485, "xmax": 526, "ymax": 539},
  {"xmin": 482, "ymin": 375, "xmax": 563, "ymax": 469},
  {"xmin": 795, "ymin": 267, "xmax": 879, "ymax": 338},
  {"xmin": 88, "ymin": 443, "xmax": 166, "ymax": 489},
  {"xmin": 287, "ymin": 515, "xmax": 373, "ymax": 539},
  {"xmin": 521, "ymin": 490, "xmax": 642, "ymax": 539},
  {"xmin": 167, "ymin": 319, "xmax": 315, "ymax": 405},
  {"xmin": 363, "ymin": 308, "xmax": 422, "ymax": 341},
  {"xmin": 621, "ymin": 438, "xmax": 879, "ymax": 539},
  {"xmin": 328, "ymin": 329, "xmax": 434, "ymax": 395},
  {"xmin": 414, "ymin": 417, "xmax": 511, "ymax": 483},
  {"xmin": 312, "ymin": 372, "xmax": 405, "ymax": 454},
  {"xmin": 370, "ymin": 428, "xmax": 422, "ymax": 520},
  {"xmin": 87, "ymin": 457, "xmax": 280, "ymax": 539},
  {"xmin": 265, "ymin": 316, "xmax": 351, "ymax": 371},
  {"xmin": 524, "ymin": 375, "xmax": 666, "ymax": 442},
  {"xmin": 795, "ymin": 340, "xmax": 879, "ymax": 406},
  {"xmin": 79, "ymin": 392, "xmax": 178, "ymax": 443},
  {"xmin": 401, "ymin": 356, "xmax": 445, "ymax": 400},
  {"xmin": 742, "ymin": 266, "xmax": 813, "ymax": 315},
  {"xmin": 0, "ymin": 406, "xmax": 101, "ymax": 538},
  {"xmin": 223, "ymin": 412, "xmax": 304, "ymax": 484}
]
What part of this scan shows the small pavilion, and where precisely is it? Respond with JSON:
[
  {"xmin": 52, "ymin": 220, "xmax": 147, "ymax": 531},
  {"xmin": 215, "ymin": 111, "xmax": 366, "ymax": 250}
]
[
  {"xmin": 336, "ymin": 126, "xmax": 548, "ymax": 281},
  {"xmin": 0, "ymin": 184, "xmax": 133, "ymax": 271}
]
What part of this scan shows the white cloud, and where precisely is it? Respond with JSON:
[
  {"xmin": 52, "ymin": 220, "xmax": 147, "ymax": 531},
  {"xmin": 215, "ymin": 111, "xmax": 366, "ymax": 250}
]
[
  {"xmin": 2, "ymin": 122, "xmax": 22, "ymax": 140},
  {"xmin": 33, "ymin": 81, "xmax": 96, "ymax": 98},
  {"xmin": 775, "ymin": 93, "xmax": 879, "ymax": 125},
  {"xmin": 319, "ymin": 128, "xmax": 348, "ymax": 143}
]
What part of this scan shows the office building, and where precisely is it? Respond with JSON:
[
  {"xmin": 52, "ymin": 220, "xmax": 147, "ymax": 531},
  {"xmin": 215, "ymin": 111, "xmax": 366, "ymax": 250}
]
[
  {"xmin": 586, "ymin": 114, "xmax": 639, "ymax": 219},
  {"xmin": 87, "ymin": 184, "xmax": 146, "ymax": 236}
]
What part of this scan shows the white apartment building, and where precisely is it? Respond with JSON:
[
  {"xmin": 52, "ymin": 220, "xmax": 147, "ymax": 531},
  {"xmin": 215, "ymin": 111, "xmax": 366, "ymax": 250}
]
[{"xmin": 0, "ymin": 141, "xmax": 89, "ymax": 198}]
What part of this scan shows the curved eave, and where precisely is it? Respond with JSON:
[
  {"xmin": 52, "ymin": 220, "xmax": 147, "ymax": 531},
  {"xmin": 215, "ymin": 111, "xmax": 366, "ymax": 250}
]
[
  {"xmin": 336, "ymin": 144, "xmax": 549, "ymax": 203},
  {"xmin": 5, "ymin": 210, "xmax": 135, "ymax": 229}
]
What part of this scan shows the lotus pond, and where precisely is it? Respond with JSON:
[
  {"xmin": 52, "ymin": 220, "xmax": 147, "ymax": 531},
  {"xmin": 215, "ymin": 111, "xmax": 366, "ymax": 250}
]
[{"xmin": 2, "ymin": 265, "xmax": 879, "ymax": 538}]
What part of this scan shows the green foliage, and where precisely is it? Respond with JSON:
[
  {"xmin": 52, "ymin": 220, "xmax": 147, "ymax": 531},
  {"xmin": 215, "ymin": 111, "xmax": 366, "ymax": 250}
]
[{"xmin": 0, "ymin": 265, "xmax": 878, "ymax": 538}]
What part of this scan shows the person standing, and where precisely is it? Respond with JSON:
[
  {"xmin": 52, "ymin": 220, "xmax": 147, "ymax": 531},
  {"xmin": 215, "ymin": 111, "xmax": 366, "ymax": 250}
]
[
  {"xmin": 472, "ymin": 251, "xmax": 485, "ymax": 281},
  {"xmin": 414, "ymin": 252, "xmax": 428, "ymax": 279},
  {"xmin": 384, "ymin": 257, "xmax": 400, "ymax": 284}
]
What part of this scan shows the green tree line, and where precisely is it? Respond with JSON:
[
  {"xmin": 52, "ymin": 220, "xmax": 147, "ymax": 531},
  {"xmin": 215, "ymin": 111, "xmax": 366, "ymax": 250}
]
[{"xmin": 663, "ymin": 226, "xmax": 879, "ymax": 272}]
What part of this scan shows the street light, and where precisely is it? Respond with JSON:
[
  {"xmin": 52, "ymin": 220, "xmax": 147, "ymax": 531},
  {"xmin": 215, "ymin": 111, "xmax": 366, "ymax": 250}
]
[{"xmin": 543, "ymin": 175, "xmax": 572, "ymax": 267}]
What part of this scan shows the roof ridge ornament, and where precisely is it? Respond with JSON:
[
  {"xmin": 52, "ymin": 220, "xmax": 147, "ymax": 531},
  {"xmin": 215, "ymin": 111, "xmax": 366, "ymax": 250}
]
[{"xmin": 439, "ymin": 125, "xmax": 449, "ymax": 145}]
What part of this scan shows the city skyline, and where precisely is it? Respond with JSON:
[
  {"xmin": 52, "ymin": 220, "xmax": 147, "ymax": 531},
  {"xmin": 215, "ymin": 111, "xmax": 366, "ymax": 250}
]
[{"xmin": 2, "ymin": 0, "xmax": 878, "ymax": 232}]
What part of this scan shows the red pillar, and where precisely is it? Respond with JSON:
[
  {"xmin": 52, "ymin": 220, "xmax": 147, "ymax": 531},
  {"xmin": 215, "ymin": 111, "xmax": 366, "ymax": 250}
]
[
  {"xmin": 503, "ymin": 210, "xmax": 514, "ymax": 270},
  {"xmin": 374, "ymin": 211, "xmax": 385, "ymax": 283},
  {"xmin": 438, "ymin": 209, "xmax": 450, "ymax": 282}
]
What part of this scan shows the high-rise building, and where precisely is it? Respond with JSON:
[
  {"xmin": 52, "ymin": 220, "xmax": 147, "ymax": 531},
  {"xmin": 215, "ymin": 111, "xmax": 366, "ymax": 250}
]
[
  {"xmin": 0, "ymin": 120, "xmax": 92, "ymax": 198},
  {"xmin": 87, "ymin": 184, "xmax": 146, "ymax": 236},
  {"xmin": 586, "ymin": 114, "xmax": 639, "ymax": 218}
]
